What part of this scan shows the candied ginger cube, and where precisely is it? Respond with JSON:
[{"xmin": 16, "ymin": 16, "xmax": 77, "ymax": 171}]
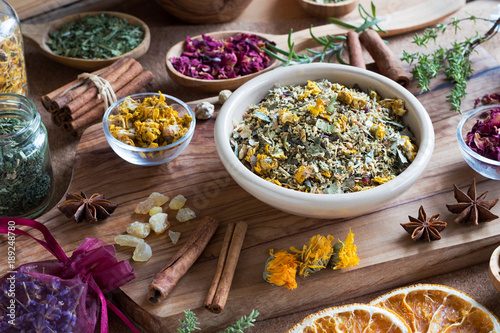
[
  {"xmin": 169, "ymin": 195, "xmax": 186, "ymax": 210},
  {"xmin": 149, "ymin": 206, "xmax": 163, "ymax": 216},
  {"xmin": 133, "ymin": 242, "xmax": 152, "ymax": 262},
  {"xmin": 126, "ymin": 221, "xmax": 151, "ymax": 238},
  {"xmin": 149, "ymin": 213, "xmax": 170, "ymax": 234},
  {"xmin": 176, "ymin": 208, "xmax": 196, "ymax": 222},
  {"xmin": 168, "ymin": 230, "xmax": 181, "ymax": 244},
  {"xmin": 114, "ymin": 234, "xmax": 145, "ymax": 247},
  {"xmin": 135, "ymin": 192, "xmax": 169, "ymax": 214}
]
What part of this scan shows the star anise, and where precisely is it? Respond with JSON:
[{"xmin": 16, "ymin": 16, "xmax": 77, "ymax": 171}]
[
  {"xmin": 400, "ymin": 206, "xmax": 447, "ymax": 242},
  {"xmin": 57, "ymin": 192, "xmax": 118, "ymax": 223},
  {"xmin": 446, "ymin": 178, "xmax": 499, "ymax": 225}
]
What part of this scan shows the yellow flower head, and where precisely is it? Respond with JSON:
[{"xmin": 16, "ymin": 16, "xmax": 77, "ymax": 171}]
[
  {"xmin": 291, "ymin": 234, "xmax": 334, "ymax": 277},
  {"xmin": 331, "ymin": 229, "xmax": 360, "ymax": 270},
  {"xmin": 264, "ymin": 250, "xmax": 300, "ymax": 290}
]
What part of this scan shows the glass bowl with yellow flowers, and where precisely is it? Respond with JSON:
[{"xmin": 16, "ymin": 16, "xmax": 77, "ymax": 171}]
[{"xmin": 103, "ymin": 92, "xmax": 195, "ymax": 165}]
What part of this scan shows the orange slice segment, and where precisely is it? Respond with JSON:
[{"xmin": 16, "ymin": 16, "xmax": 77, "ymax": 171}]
[
  {"xmin": 287, "ymin": 303, "xmax": 412, "ymax": 333},
  {"xmin": 370, "ymin": 284, "xmax": 500, "ymax": 333}
]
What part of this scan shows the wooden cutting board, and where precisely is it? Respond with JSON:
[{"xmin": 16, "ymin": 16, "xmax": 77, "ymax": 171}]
[{"xmin": 2, "ymin": 47, "xmax": 500, "ymax": 332}]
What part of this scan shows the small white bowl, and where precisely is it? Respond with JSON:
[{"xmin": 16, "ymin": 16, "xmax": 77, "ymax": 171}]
[
  {"xmin": 490, "ymin": 244, "xmax": 500, "ymax": 293},
  {"xmin": 457, "ymin": 104, "xmax": 500, "ymax": 180},
  {"xmin": 103, "ymin": 93, "xmax": 195, "ymax": 166},
  {"xmin": 214, "ymin": 63, "xmax": 434, "ymax": 219}
]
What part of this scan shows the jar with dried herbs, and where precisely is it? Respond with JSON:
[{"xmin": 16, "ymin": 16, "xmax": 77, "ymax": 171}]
[
  {"xmin": 0, "ymin": 94, "xmax": 53, "ymax": 217},
  {"xmin": 0, "ymin": 0, "xmax": 28, "ymax": 95}
]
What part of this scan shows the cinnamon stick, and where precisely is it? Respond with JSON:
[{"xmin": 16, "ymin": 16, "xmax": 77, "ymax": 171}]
[
  {"xmin": 346, "ymin": 31, "xmax": 366, "ymax": 69},
  {"xmin": 148, "ymin": 216, "xmax": 219, "ymax": 305},
  {"xmin": 358, "ymin": 29, "xmax": 410, "ymax": 87},
  {"xmin": 68, "ymin": 70, "xmax": 153, "ymax": 134},
  {"xmin": 204, "ymin": 221, "xmax": 247, "ymax": 313},
  {"xmin": 64, "ymin": 58, "xmax": 141, "ymax": 119}
]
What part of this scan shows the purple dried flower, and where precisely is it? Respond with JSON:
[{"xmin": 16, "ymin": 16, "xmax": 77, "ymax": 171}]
[
  {"xmin": 170, "ymin": 33, "xmax": 275, "ymax": 80},
  {"xmin": 465, "ymin": 107, "xmax": 500, "ymax": 161}
]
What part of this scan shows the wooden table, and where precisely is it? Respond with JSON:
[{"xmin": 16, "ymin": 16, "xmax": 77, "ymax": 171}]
[{"xmin": 7, "ymin": 0, "xmax": 500, "ymax": 332}]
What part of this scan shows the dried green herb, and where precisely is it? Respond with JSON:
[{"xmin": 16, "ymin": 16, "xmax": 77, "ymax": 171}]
[
  {"xmin": 46, "ymin": 14, "xmax": 145, "ymax": 59},
  {"xmin": 401, "ymin": 16, "xmax": 500, "ymax": 113},
  {"xmin": 263, "ymin": 2, "xmax": 385, "ymax": 66},
  {"xmin": 0, "ymin": 116, "xmax": 52, "ymax": 217},
  {"xmin": 177, "ymin": 309, "xmax": 259, "ymax": 333}
]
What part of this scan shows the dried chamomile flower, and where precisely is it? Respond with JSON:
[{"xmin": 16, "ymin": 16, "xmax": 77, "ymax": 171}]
[
  {"xmin": 149, "ymin": 206, "xmax": 163, "ymax": 216},
  {"xmin": 263, "ymin": 249, "xmax": 300, "ymax": 290},
  {"xmin": 135, "ymin": 192, "xmax": 169, "ymax": 214},
  {"xmin": 169, "ymin": 194, "xmax": 187, "ymax": 210},
  {"xmin": 219, "ymin": 89, "xmax": 232, "ymax": 104},
  {"xmin": 195, "ymin": 101, "xmax": 214, "ymax": 120},
  {"xmin": 133, "ymin": 242, "xmax": 152, "ymax": 262},
  {"xmin": 330, "ymin": 229, "xmax": 359, "ymax": 270},
  {"xmin": 168, "ymin": 230, "xmax": 181, "ymax": 244},
  {"xmin": 114, "ymin": 234, "xmax": 145, "ymax": 247},
  {"xmin": 291, "ymin": 234, "xmax": 334, "ymax": 277},
  {"xmin": 149, "ymin": 213, "xmax": 170, "ymax": 234},
  {"xmin": 176, "ymin": 207, "xmax": 196, "ymax": 222},
  {"xmin": 126, "ymin": 221, "xmax": 151, "ymax": 239}
]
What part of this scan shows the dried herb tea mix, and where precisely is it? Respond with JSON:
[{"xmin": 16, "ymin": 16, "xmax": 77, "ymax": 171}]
[
  {"xmin": 46, "ymin": 13, "xmax": 145, "ymax": 59},
  {"xmin": 231, "ymin": 79, "xmax": 418, "ymax": 193}
]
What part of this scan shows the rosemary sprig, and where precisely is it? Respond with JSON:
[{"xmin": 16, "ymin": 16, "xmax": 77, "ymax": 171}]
[
  {"xmin": 262, "ymin": 2, "xmax": 384, "ymax": 67},
  {"xmin": 177, "ymin": 309, "xmax": 260, "ymax": 332},
  {"xmin": 401, "ymin": 16, "xmax": 500, "ymax": 113}
]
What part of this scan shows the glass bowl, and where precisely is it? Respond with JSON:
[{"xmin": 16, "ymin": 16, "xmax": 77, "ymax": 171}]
[
  {"xmin": 102, "ymin": 93, "xmax": 195, "ymax": 166},
  {"xmin": 457, "ymin": 104, "xmax": 500, "ymax": 180}
]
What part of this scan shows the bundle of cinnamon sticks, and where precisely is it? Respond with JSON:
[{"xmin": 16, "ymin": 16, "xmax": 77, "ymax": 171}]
[{"xmin": 41, "ymin": 57, "xmax": 153, "ymax": 136}]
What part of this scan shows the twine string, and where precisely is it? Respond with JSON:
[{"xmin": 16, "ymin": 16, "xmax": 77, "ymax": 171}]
[{"xmin": 78, "ymin": 73, "xmax": 117, "ymax": 109}]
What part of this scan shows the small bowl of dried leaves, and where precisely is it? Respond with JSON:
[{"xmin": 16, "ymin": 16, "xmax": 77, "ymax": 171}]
[
  {"xmin": 215, "ymin": 63, "xmax": 435, "ymax": 219},
  {"xmin": 490, "ymin": 244, "xmax": 500, "ymax": 293},
  {"xmin": 457, "ymin": 104, "xmax": 500, "ymax": 180},
  {"xmin": 102, "ymin": 92, "xmax": 195, "ymax": 166}
]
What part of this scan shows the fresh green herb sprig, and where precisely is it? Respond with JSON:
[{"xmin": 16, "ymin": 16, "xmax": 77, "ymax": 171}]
[
  {"xmin": 262, "ymin": 2, "xmax": 385, "ymax": 66},
  {"xmin": 177, "ymin": 309, "xmax": 259, "ymax": 333},
  {"xmin": 46, "ymin": 14, "xmax": 145, "ymax": 59},
  {"xmin": 401, "ymin": 16, "xmax": 500, "ymax": 113}
]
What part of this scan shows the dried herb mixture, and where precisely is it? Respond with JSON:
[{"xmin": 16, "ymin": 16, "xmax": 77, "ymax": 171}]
[
  {"xmin": 0, "ymin": 15, "xmax": 28, "ymax": 95},
  {"xmin": 231, "ymin": 79, "xmax": 418, "ymax": 193}
]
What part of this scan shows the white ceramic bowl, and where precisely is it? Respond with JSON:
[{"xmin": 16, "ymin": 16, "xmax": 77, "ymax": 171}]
[
  {"xmin": 490, "ymin": 244, "xmax": 500, "ymax": 293},
  {"xmin": 214, "ymin": 63, "xmax": 434, "ymax": 219},
  {"xmin": 457, "ymin": 104, "xmax": 500, "ymax": 180},
  {"xmin": 103, "ymin": 93, "xmax": 195, "ymax": 166}
]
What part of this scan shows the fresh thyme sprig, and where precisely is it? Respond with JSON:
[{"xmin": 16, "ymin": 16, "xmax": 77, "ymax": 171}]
[
  {"xmin": 177, "ymin": 309, "xmax": 260, "ymax": 332},
  {"xmin": 262, "ymin": 2, "xmax": 384, "ymax": 67},
  {"xmin": 401, "ymin": 16, "xmax": 500, "ymax": 113}
]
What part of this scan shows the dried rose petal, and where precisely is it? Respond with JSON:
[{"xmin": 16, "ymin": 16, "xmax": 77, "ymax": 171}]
[
  {"xmin": 170, "ymin": 33, "xmax": 275, "ymax": 80},
  {"xmin": 465, "ymin": 107, "xmax": 500, "ymax": 161}
]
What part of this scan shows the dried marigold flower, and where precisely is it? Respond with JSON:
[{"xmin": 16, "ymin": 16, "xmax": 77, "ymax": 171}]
[
  {"xmin": 291, "ymin": 234, "xmax": 334, "ymax": 277},
  {"xmin": 263, "ymin": 250, "xmax": 300, "ymax": 290},
  {"xmin": 330, "ymin": 229, "xmax": 360, "ymax": 270}
]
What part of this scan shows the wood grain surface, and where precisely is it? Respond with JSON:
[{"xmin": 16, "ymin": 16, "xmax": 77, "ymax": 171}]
[{"xmin": 2, "ymin": 47, "xmax": 499, "ymax": 332}]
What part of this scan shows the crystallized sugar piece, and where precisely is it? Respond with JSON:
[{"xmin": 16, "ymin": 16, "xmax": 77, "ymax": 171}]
[
  {"xmin": 168, "ymin": 230, "xmax": 181, "ymax": 244},
  {"xmin": 135, "ymin": 192, "xmax": 169, "ymax": 214},
  {"xmin": 149, "ymin": 206, "xmax": 163, "ymax": 216},
  {"xmin": 114, "ymin": 234, "xmax": 145, "ymax": 247},
  {"xmin": 132, "ymin": 242, "xmax": 152, "ymax": 262},
  {"xmin": 149, "ymin": 213, "xmax": 170, "ymax": 234},
  {"xmin": 126, "ymin": 221, "xmax": 151, "ymax": 238},
  {"xmin": 176, "ymin": 207, "xmax": 196, "ymax": 222},
  {"xmin": 169, "ymin": 195, "xmax": 187, "ymax": 210}
]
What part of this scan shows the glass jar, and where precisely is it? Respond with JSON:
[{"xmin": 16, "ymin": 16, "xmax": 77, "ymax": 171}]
[
  {"xmin": 0, "ymin": 94, "xmax": 53, "ymax": 218},
  {"xmin": 0, "ymin": 0, "xmax": 28, "ymax": 95}
]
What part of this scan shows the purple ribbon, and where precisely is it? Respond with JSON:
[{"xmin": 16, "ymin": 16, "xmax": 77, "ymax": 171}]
[{"xmin": 0, "ymin": 217, "xmax": 139, "ymax": 333}]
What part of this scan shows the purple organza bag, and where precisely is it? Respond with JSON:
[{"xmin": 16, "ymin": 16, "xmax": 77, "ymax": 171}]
[{"xmin": 0, "ymin": 218, "xmax": 138, "ymax": 333}]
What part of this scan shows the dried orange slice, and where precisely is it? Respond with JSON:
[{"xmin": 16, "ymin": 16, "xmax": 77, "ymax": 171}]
[
  {"xmin": 370, "ymin": 284, "xmax": 500, "ymax": 333},
  {"xmin": 287, "ymin": 303, "xmax": 411, "ymax": 333}
]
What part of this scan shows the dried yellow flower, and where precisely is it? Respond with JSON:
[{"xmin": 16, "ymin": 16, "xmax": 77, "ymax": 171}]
[
  {"xmin": 331, "ymin": 229, "xmax": 360, "ymax": 270},
  {"xmin": 291, "ymin": 234, "xmax": 334, "ymax": 277},
  {"xmin": 263, "ymin": 250, "xmax": 300, "ymax": 290}
]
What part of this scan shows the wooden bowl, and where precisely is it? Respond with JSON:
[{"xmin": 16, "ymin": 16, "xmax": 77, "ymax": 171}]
[
  {"xmin": 154, "ymin": 0, "xmax": 253, "ymax": 24},
  {"xmin": 297, "ymin": 0, "xmax": 359, "ymax": 18},
  {"xmin": 22, "ymin": 11, "xmax": 150, "ymax": 71},
  {"xmin": 490, "ymin": 245, "xmax": 500, "ymax": 293}
]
